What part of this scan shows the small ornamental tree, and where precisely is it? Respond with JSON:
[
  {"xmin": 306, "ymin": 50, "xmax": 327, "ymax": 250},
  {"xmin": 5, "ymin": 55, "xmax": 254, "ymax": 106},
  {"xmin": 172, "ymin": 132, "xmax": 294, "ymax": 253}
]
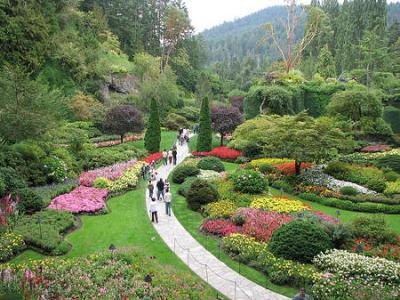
[
  {"xmin": 211, "ymin": 105, "xmax": 243, "ymax": 146},
  {"xmin": 103, "ymin": 105, "xmax": 144, "ymax": 144},
  {"xmin": 197, "ymin": 97, "xmax": 212, "ymax": 152},
  {"xmin": 144, "ymin": 98, "xmax": 161, "ymax": 153}
]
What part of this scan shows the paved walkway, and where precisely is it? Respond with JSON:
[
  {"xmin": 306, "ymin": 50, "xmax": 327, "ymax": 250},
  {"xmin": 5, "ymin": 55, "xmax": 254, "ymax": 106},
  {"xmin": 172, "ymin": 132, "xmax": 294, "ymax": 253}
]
[{"xmin": 145, "ymin": 140, "xmax": 290, "ymax": 300}]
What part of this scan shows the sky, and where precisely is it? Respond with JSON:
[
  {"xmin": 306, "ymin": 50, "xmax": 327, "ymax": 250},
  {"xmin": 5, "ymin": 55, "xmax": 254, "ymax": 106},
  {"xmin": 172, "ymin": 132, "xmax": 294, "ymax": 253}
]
[{"xmin": 185, "ymin": 0, "xmax": 400, "ymax": 33}]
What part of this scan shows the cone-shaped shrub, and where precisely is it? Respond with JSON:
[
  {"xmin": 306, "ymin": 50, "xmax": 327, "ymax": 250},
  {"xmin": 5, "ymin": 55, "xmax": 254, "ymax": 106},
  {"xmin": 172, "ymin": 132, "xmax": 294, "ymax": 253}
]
[
  {"xmin": 197, "ymin": 97, "xmax": 212, "ymax": 152},
  {"xmin": 145, "ymin": 98, "xmax": 161, "ymax": 153}
]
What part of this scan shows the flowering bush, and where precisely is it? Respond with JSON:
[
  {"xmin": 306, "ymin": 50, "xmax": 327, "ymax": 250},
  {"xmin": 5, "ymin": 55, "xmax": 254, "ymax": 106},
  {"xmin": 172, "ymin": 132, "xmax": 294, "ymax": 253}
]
[
  {"xmin": 108, "ymin": 163, "xmax": 143, "ymax": 193},
  {"xmin": 361, "ymin": 144, "xmax": 391, "ymax": 153},
  {"xmin": 222, "ymin": 234, "xmax": 320, "ymax": 287},
  {"xmin": 48, "ymin": 186, "xmax": 108, "ymax": 213},
  {"xmin": 203, "ymin": 200, "xmax": 237, "ymax": 218},
  {"xmin": 197, "ymin": 169, "xmax": 221, "ymax": 181},
  {"xmin": 271, "ymin": 162, "xmax": 313, "ymax": 175},
  {"xmin": 236, "ymin": 208, "xmax": 293, "ymax": 242},
  {"xmin": 384, "ymin": 179, "xmax": 400, "ymax": 196},
  {"xmin": 79, "ymin": 160, "xmax": 139, "ymax": 187},
  {"xmin": 232, "ymin": 170, "xmax": 267, "ymax": 194},
  {"xmin": 142, "ymin": 152, "xmax": 163, "ymax": 164},
  {"xmin": 313, "ymin": 211, "xmax": 339, "ymax": 223},
  {"xmin": 192, "ymin": 146, "xmax": 241, "ymax": 161},
  {"xmin": 0, "ymin": 249, "xmax": 214, "ymax": 299},
  {"xmin": 201, "ymin": 219, "xmax": 239, "ymax": 236},
  {"xmin": 250, "ymin": 196, "xmax": 310, "ymax": 213},
  {"xmin": 313, "ymin": 249, "xmax": 400, "ymax": 284},
  {"xmin": 0, "ymin": 232, "xmax": 25, "ymax": 262},
  {"xmin": 295, "ymin": 184, "xmax": 341, "ymax": 198},
  {"xmin": 250, "ymin": 158, "xmax": 294, "ymax": 168},
  {"xmin": 348, "ymin": 238, "xmax": 400, "ymax": 262}
]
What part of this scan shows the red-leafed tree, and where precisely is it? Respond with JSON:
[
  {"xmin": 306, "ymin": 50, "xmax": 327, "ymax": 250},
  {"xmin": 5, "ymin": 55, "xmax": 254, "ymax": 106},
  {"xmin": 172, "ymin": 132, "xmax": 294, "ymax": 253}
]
[
  {"xmin": 211, "ymin": 106, "xmax": 243, "ymax": 146},
  {"xmin": 103, "ymin": 105, "xmax": 144, "ymax": 144}
]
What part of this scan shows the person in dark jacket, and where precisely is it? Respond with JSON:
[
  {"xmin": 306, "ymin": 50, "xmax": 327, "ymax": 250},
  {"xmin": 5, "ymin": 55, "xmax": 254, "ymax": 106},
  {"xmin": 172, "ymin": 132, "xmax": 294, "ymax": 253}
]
[
  {"xmin": 156, "ymin": 178, "xmax": 165, "ymax": 201},
  {"xmin": 147, "ymin": 180, "xmax": 154, "ymax": 199}
]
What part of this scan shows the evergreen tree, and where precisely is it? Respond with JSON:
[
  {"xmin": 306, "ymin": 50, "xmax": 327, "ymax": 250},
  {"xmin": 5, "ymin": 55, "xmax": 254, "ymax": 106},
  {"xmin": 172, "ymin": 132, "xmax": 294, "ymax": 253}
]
[
  {"xmin": 196, "ymin": 97, "xmax": 212, "ymax": 152},
  {"xmin": 144, "ymin": 98, "xmax": 161, "ymax": 154},
  {"xmin": 317, "ymin": 44, "xmax": 336, "ymax": 78}
]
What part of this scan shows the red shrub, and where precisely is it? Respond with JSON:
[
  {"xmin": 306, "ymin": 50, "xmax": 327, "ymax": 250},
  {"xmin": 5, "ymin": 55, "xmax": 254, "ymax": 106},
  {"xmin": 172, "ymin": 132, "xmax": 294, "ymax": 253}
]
[
  {"xmin": 192, "ymin": 146, "xmax": 241, "ymax": 161},
  {"xmin": 272, "ymin": 162, "xmax": 313, "ymax": 175},
  {"xmin": 201, "ymin": 219, "xmax": 240, "ymax": 236},
  {"xmin": 361, "ymin": 144, "xmax": 391, "ymax": 153},
  {"xmin": 142, "ymin": 152, "xmax": 163, "ymax": 164}
]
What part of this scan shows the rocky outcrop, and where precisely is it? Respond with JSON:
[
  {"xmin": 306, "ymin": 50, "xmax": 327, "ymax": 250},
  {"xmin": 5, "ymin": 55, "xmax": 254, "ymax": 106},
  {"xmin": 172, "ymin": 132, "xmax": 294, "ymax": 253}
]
[{"xmin": 100, "ymin": 73, "xmax": 139, "ymax": 104}]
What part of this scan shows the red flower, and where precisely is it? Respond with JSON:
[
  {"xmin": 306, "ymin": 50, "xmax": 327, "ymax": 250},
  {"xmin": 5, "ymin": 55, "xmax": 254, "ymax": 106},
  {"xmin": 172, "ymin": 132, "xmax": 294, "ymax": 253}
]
[
  {"xmin": 271, "ymin": 162, "xmax": 313, "ymax": 175},
  {"xmin": 142, "ymin": 152, "xmax": 163, "ymax": 164},
  {"xmin": 201, "ymin": 219, "xmax": 239, "ymax": 236},
  {"xmin": 192, "ymin": 146, "xmax": 241, "ymax": 160}
]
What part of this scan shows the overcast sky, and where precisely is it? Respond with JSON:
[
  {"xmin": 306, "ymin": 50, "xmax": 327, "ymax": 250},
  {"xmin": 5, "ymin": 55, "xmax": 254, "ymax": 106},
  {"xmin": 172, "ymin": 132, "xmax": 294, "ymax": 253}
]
[{"xmin": 185, "ymin": 0, "xmax": 399, "ymax": 33}]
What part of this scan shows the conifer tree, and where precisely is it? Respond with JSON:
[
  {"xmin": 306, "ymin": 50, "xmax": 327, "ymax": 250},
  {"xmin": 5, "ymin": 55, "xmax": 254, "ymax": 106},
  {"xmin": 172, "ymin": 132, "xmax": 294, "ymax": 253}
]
[
  {"xmin": 317, "ymin": 44, "xmax": 337, "ymax": 78},
  {"xmin": 144, "ymin": 98, "xmax": 161, "ymax": 154},
  {"xmin": 196, "ymin": 97, "xmax": 212, "ymax": 152}
]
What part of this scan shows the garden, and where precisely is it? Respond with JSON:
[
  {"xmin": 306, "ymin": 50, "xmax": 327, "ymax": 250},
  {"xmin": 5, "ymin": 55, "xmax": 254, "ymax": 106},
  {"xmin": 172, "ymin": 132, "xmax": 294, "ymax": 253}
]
[{"xmin": 171, "ymin": 141, "xmax": 400, "ymax": 299}]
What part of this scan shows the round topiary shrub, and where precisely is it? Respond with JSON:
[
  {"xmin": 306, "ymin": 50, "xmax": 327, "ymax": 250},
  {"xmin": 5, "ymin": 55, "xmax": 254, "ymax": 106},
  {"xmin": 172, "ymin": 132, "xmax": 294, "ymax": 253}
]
[
  {"xmin": 172, "ymin": 165, "xmax": 200, "ymax": 184},
  {"xmin": 186, "ymin": 179, "xmax": 219, "ymax": 211},
  {"xmin": 17, "ymin": 188, "xmax": 44, "ymax": 214},
  {"xmin": 268, "ymin": 220, "xmax": 333, "ymax": 263},
  {"xmin": 324, "ymin": 161, "xmax": 350, "ymax": 179},
  {"xmin": 340, "ymin": 186, "xmax": 359, "ymax": 196},
  {"xmin": 232, "ymin": 170, "xmax": 267, "ymax": 194},
  {"xmin": 197, "ymin": 157, "xmax": 225, "ymax": 172}
]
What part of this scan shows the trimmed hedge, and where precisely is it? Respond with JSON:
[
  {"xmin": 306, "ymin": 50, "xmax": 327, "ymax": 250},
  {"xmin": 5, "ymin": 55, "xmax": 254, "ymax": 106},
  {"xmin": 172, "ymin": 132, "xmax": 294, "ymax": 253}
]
[
  {"xmin": 171, "ymin": 165, "xmax": 200, "ymax": 184},
  {"xmin": 197, "ymin": 157, "xmax": 225, "ymax": 172},
  {"xmin": 299, "ymin": 193, "xmax": 400, "ymax": 214},
  {"xmin": 186, "ymin": 179, "xmax": 219, "ymax": 211}
]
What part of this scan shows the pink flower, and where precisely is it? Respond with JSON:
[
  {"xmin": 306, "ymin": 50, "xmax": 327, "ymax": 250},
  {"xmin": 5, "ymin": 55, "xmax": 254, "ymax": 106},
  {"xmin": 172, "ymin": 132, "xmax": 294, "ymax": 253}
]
[{"xmin": 201, "ymin": 219, "xmax": 239, "ymax": 236}]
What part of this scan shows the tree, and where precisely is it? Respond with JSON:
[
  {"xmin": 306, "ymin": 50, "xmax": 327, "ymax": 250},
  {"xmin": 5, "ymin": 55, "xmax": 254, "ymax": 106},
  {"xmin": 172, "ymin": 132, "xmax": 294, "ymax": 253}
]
[
  {"xmin": 144, "ymin": 98, "xmax": 161, "ymax": 153},
  {"xmin": 103, "ymin": 105, "xmax": 144, "ymax": 144},
  {"xmin": 317, "ymin": 44, "xmax": 336, "ymax": 78},
  {"xmin": 197, "ymin": 97, "xmax": 212, "ymax": 152},
  {"xmin": 211, "ymin": 106, "xmax": 243, "ymax": 146},
  {"xmin": 260, "ymin": 113, "xmax": 353, "ymax": 175}
]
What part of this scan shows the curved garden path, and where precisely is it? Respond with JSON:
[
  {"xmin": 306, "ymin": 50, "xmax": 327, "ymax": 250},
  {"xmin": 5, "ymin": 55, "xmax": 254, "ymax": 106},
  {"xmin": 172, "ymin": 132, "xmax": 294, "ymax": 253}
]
[{"xmin": 145, "ymin": 140, "xmax": 289, "ymax": 300}]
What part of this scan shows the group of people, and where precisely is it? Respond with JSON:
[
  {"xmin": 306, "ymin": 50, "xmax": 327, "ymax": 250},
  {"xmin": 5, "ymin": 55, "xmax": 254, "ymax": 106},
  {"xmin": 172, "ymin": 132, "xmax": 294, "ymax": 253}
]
[
  {"xmin": 177, "ymin": 128, "xmax": 190, "ymax": 146},
  {"xmin": 148, "ymin": 178, "xmax": 172, "ymax": 223},
  {"xmin": 162, "ymin": 146, "xmax": 178, "ymax": 166}
]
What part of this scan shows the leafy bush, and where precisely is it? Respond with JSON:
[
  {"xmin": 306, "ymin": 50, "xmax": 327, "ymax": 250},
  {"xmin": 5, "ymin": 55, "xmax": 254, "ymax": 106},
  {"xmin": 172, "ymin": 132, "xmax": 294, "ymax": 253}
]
[
  {"xmin": 33, "ymin": 180, "xmax": 79, "ymax": 206},
  {"xmin": 42, "ymin": 156, "xmax": 68, "ymax": 183},
  {"xmin": 377, "ymin": 155, "xmax": 400, "ymax": 173},
  {"xmin": 384, "ymin": 180, "xmax": 400, "ymax": 196},
  {"xmin": 93, "ymin": 177, "xmax": 111, "ymax": 189},
  {"xmin": 350, "ymin": 216, "xmax": 397, "ymax": 244},
  {"xmin": 186, "ymin": 179, "xmax": 219, "ymax": 211},
  {"xmin": 17, "ymin": 188, "xmax": 44, "ymax": 214},
  {"xmin": 177, "ymin": 177, "xmax": 198, "ymax": 197},
  {"xmin": 271, "ymin": 180, "xmax": 293, "ymax": 193},
  {"xmin": 385, "ymin": 171, "xmax": 400, "ymax": 182},
  {"xmin": 340, "ymin": 186, "xmax": 359, "ymax": 196},
  {"xmin": 197, "ymin": 157, "xmax": 225, "ymax": 172},
  {"xmin": 268, "ymin": 220, "xmax": 333, "ymax": 263},
  {"xmin": 324, "ymin": 161, "xmax": 350, "ymax": 178},
  {"xmin": 0, "ymin": 232, "xmax": 26, "ymax": 262},
  {"xmin": 171, "ymin": 165, "xmax": 200, "ymax": 184},
  {"xmin": 320, "ymin": 222, "xmax": 353, "ymax": 249},
  {"xmin": 365, "ymin": 177, "xmax": 386, "ymax": 193},
  {"xmin": 176, "ymin": 106, "xmax": 200, "ymax": 122},
  {"xmin": 14, "ymin": 210, "xmax": 75, "ymax": 255},
  {"xmin": 163, "ymin": 112, "xmax": 189, "ymax": 130},
  {"xmin": 0, "ymin": 167, "xmax": 27, "ymax": 195},
  {"xmin": 383, "ymin": 105, "xmax": 400, "ymax": 133},
  {"xmin": 232, "ymin": 170, "xmax": 267, "ymax": 194}
]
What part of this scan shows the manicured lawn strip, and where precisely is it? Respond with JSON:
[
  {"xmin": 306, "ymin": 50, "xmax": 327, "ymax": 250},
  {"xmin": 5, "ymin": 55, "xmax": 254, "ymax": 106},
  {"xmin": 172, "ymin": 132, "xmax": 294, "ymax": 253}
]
[
  {"xmin": 270, "ymin": 188, "xmax": 400, "ymax": 235},
  {"xmin": 171, "ymin": 181, "xmax": 297, "ymax": 297}
]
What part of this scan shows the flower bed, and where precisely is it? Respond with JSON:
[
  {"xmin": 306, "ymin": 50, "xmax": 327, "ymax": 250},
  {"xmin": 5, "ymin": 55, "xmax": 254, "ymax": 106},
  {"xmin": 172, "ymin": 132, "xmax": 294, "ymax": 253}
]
[
  {"xmin": 250, "ymin": 196, "xmax": 310, "ymax": 213},
  {"xmin": 271, "ymin": 162, "xmax": 313, "ymax": 176},
  {"xmin": 360, "ymin": 144, "xmax": 391, "ymax": 153},
  {"xmin": 0, "ymin": 232, "xmax": 26, "ymax": 262},
  {"xmin": 142, "ymin": 152, "xmax": 163, "ymax": 164},
  {"xmin": 48, "ymin": 186, "xmax": 108, "ymax": 213},
  {"xmin": 192, "ymin": 146, "xmax": 241, "ymax": 161},
  {"xmin": 0, "ymin": 249, "xmax": 214, "ymax": 299},
  {"xmin": 348, "ymin": 238, "xmax": 400, "ymax": 262},
  {"xmin": 203, "ymin": 199, "xmax": 237, "ymax": 218},
  {"xmin": 197, "ymin": 169, "xmax": 221, "ymax": 181},
  {"xmin": 201, "ymin": 219, "xmax": 240, "ymax": 236},
  {"xmin": 94, "ymin": 134, "xmax": 143, "ymax": 148},
  {"xmin": 236, "ymin": 208, "xmax": 293, "ymax": 242},
  {"xmin": 251, "ymin": 158, "xmax": 294, "ymax": 168},
  {"xmin": 79, "ymin": 160, "xmax": 139, "ymax": 187}
]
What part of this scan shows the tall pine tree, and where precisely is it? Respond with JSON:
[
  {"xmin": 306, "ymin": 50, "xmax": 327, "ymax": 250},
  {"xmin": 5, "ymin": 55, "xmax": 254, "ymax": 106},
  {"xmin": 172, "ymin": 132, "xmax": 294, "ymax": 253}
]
[
  {"xmin": 317, "ymin": 44, "xmax": 337, "ymax": 78},
  {"xmin": 196, "ymin": 97, "xmax": 212, "ymax": 152},
  {"xmin": 144, "ymin": 98, "xmax": 161, "ymax": 154}
]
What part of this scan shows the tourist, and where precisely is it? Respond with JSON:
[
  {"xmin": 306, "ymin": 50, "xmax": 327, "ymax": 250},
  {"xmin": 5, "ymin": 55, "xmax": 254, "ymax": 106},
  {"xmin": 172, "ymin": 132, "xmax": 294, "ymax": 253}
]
[
  {"xmin": 150, "ymin": 160, "xmax": 156, "ymax": 170},
  {"xmin": 168, "ymin": 149, "xmax": 173, "ymax": 165},
  {"xmin": 147, "ymin": 180, "xmax": 154, "ymax": 199},
  {"xmin": 149, "ymin": 198, "xmax": 158, "ymax": 223},
  {"xmin": 164, "ymin": 188, "xmax": 172, "ymax": 216},
  {"xmin": 292, "ymin": 288, "xmax": 310, "ymax": 300},
  {"xmin": 151, "ymin": 170, "xmax": 157, "ymax": 182},
  {"xmin": 141, "ymin": 164, "xmax": 147, "ymax": 180},
  {"xmin": 164, "ymin": 179, "xmax": 170, "ymax": 191},
  {"xmin": 172, "ymin": 148, "xmax": 178, "ymax": 165},
  {"xmin": 156, "ymin": 178, "xmax": 165, "ymax": 201},
  {"xmin": 162, "ymin": 149, "xmax": 168, "ymax": 165}
]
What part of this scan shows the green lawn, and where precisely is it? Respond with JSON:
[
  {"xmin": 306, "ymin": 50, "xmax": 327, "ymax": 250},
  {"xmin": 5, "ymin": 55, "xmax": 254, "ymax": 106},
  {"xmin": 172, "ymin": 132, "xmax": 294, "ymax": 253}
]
[{"xmin": 189, "ymin": 134, "xmax": 222, "ymax": 152}]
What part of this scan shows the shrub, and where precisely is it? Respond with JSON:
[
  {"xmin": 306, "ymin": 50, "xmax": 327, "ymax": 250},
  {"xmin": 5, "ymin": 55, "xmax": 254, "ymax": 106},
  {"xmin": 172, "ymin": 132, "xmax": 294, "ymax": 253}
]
[
  {"xmin": 320, "ymin": 222, "xmax": 353, "ymax": 248},
  {"xmin": 17, "ymin": 188, "xmax": 44, "ymax": 214},
  {"xmin": 197, "ymin": 157, "xmax": 225, "ymax": 172},
  {"xmin": 385, "ymin": 171, "xmax": 400, "ymax": 182},
  {"xmin": 93, "ymin": 177, "xmax": 111, "ymax": 189},
  {"xmin": 271, "ymin": 180, "xmax": 293, "ymax": 193},
  {"xmin": 340, "ymin": 186, "xmax": 359, "ymax": 196},
  {"xmin": 0, "ymin": 167, "xmax": 27, "ymax": 195},
  {"xmin": 232, "ymin": 170, "xmax": 267, "ymax": 194},
  {"xmin": 350, "ymin": 216, "xmax": 397, "ymax": 244},
  {"xmin": 268, "ymin": 220, "xmax": 333, "ymax": 263},
  {"xmin": 384, "ymin": 180, "xmax": 400, "ymax": 196},
  {"xmin": 42, "ymin": 156, "xmax": 68, "ymax": 183},
  {"xmin": 186, "ymin": 179, "xmax": 219, "ymax": 211},
  {"xmin": 33, "ymin": 181, "xmax": 78, "ymax": 206},
  {"xmin": 324, "ymin": 161, "xmax": 350, "ymax": 178},
  {"xmin": 0, "ymin": 232, "xmax": 26, "ymax": 262},
  {"xmin": 177, "ymin": 177, "xmax": 198, "ymax": 197},
  {"xmin": 383, "ymin": 105, "xmax": 400, "ymax": 133},
  {"xmin": 377, "ymin": 155, "xmax": 400, "ymax": 173},
  {"xmin": 171, "ymin": 165, "xmax": 200, "ymax": 184},
  {"xmin": 163, "ymin": 113, "xmax": 189, "ymax": 130},
  {"xmin": 366, "ymin": 177, "xmax": 386, "ymax": 193}
]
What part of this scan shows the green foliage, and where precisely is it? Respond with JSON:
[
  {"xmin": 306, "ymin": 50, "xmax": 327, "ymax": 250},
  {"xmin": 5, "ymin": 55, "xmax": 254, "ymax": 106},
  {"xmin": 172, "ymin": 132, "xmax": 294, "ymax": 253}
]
[
  {"xmin": 175, "ymin": 106, "xmax": 199, "ymax": 122},
  {"xmin": 171, "ymin": 165, "xmax": 200, "ymax": 184},
  {"xmin": 350, "ymin": 216, "xmax": 397, "ymax": 244},
  {"xmin": 384, "ymin": 171, "xmax": 400, "ymax": 182},
  {"xmin": 268, "ymin": 220, "xmax": 333, "ymax": 263},
  {"xmin": 231, "ymin": 170, "xmax": 268, "ymax": 194},
  {"xmin": 197, "ymin": 97, "xmax": 212, "ymax": 152},
  {"xmin": 317, "ymin": 44, "xmax": 337, "ymax": 78},
  {"xmin": 186, "ymin": 179, "xmax": 219, "ymax": 211},
  {"xmin": 0, "ymin": 167, "xmax": 26, "ymax": 196},
  {"xmin": 384, "ymin": 180, "xmax": 400, "ymax": 196},
  {"xmin": 177, "ymin": 177, "xmax": 198, "ymax": 197},
  {"xmin": 271, "ymin": 180, "xmax": 294, "ymax": 193},
  {"xmin": 145, "ymin": 98, "xmax": 161, "ymax": 154},
  {"xmin": 383, "ymin": 106, "xmax": 400, "ymax": 133},
  {"xmin": 324, "ymin": 161, "xmax": 351, "ymax": 178},
  {"xmin": 377, "ymin": 155, "xmax": 400, "ymax": 173},
  {"xmin": 197, "ymin": 157, "xmax": 225, "ymax": 172},
  {"xmin": 14, "ymin": 210, "xmax": 75, "ymax": 255},
  {"xmin": 33, "ymin": 181, "xmax": 78, "ymax": 206},
  {"xmin": 16, "ymin": 188, "xmax": 44, "ymax": 214},
  {"xmin": 163, "ymin": 113, "xmax": 189, "ymax": 130},
  {"xmin": 340, "ymin": 186, "xmax": 359, "ymax": 196}
]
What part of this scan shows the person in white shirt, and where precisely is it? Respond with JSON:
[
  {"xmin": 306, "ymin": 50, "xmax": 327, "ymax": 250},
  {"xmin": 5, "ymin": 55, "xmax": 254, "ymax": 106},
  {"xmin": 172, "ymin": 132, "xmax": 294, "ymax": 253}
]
[
  {"xmin": 164, "ymin": 188, "xmax": 172, "ymax": 216},
  {"xmin": 162, "ymin": 149, "xmax": 168, "ymax": 165},
  {"xmin": 149, "ymin": 198, "xmax": 158, "ymax": 223}
]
